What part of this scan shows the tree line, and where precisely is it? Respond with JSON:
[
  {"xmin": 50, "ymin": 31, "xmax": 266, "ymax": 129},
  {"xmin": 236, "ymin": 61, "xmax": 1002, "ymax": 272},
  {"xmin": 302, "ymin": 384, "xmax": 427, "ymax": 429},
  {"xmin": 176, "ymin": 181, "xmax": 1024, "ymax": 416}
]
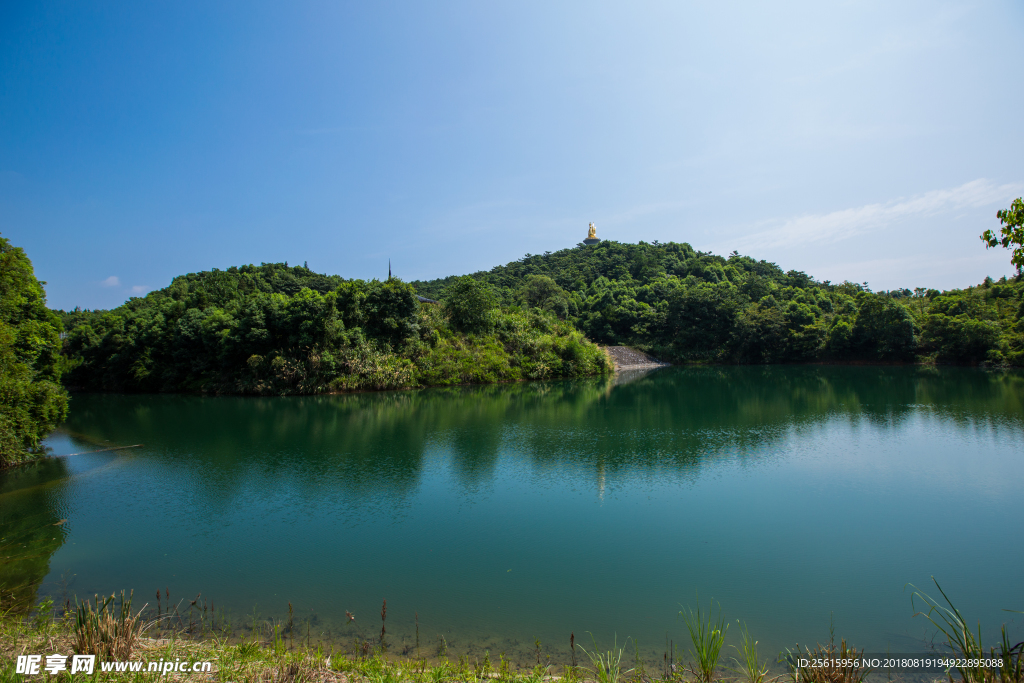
[
  {"xmin": 58, "ymin": 263, "xmax": 608, "ymax": 398},
  {"xmin": 413, "ymin": 240, "xmax": 1024, "ymax": 366}
]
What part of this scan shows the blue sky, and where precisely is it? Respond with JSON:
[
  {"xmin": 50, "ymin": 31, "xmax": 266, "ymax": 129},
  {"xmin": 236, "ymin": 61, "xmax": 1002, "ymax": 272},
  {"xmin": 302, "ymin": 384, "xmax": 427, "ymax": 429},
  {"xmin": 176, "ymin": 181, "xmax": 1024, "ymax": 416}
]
[{"xmin": 2, "ymin": 1, "xmax": 1022, "ymax": 311}]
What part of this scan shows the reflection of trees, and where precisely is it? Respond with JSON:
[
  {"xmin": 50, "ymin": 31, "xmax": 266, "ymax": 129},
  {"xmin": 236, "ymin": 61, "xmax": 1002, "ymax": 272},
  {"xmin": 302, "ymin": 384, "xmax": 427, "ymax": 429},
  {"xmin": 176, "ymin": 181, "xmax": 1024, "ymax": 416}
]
[
  {"xmin": 60, "ymin": 380, "xmax": 615, "ymax": 498},
  {"xmin": 0, "ymin": 458, "xmax": 71, "ymax": 612},
  {"xmin": 59, "ymin": 367, "xmax": 1024, "ymax": 501}
]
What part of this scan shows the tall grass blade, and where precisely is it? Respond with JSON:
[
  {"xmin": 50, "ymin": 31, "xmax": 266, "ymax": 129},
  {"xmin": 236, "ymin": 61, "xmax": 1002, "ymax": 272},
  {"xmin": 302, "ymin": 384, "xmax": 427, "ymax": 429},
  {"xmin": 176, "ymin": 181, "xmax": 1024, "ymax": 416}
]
[
  {"xmin": 681, "ymin": 596, "xmax": 728, "ymax": 683},
  {"xmin": 729, "ymin": 621, "xmax": 772, "ymax": 683},
  {"xmin": 576, "ymin": 634, "xmax": 633, "ymax": 683},
  {"xmin": 909, "ymin": 577, "xmax": 1023, "ymax": 683}
]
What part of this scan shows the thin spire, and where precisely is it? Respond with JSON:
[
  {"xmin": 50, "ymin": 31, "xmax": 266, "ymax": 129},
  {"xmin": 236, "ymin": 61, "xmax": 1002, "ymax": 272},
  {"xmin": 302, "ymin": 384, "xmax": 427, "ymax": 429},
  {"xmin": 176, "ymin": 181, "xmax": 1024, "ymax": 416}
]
[{"xmin": 388, "ymin": 259, "xmax": 392, "ymax": 280}]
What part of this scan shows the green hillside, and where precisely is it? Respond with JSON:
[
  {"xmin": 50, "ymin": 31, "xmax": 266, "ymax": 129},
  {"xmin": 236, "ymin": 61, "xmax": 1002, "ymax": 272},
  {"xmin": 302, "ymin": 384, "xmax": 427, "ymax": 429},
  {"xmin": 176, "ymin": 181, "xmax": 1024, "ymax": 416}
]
[
  {"xmin": 413, "ymin": 240, "xmax": 1024, "ymax": 366},
  {"xmin": 54, "ymin": 240, "xmax": 1024, "ymax": 400},
  {"xmin": 60, "ymin": 263, "xmax": 609, "ymax": 395}
]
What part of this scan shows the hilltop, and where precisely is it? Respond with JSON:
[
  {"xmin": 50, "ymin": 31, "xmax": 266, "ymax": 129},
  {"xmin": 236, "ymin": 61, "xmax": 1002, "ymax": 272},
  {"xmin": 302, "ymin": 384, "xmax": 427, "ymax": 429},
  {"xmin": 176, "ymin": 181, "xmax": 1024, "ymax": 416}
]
[{"xmin": 412, "ymin": 240, "xmax": 1024, "ymax": 366}]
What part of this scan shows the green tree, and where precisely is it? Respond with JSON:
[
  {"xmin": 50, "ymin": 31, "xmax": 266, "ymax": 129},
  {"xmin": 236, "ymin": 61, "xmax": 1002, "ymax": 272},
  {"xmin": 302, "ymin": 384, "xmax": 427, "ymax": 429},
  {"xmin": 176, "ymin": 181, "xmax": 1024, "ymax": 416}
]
[
  {"xmin": 0, "ymin": 236, "xmax": 69, "ymax": 467},
  {"xmin": 519, "ymin": 274, "xmax": 570, "ymax": 318},
  {"xmin": 980, "ymin": 197, "xmax": 1024, "ymax": 274},
  {"xmin": 920, "ymin": 314, "xmax": 1001, "ymax": 364},
  {"xmin": 852, "ymin": 296, "xmax": 917, "ymax": 360},
  {"xmin": 362, "ymin": 279, "xmax": 420, "ymax": 345},
  {"xmin": 442, "ymin": 276, "xmax": 499, "ymax": 333},
  {"xmin": 662, "ymin": 282, "xmax": 741, "ymax": 360}
]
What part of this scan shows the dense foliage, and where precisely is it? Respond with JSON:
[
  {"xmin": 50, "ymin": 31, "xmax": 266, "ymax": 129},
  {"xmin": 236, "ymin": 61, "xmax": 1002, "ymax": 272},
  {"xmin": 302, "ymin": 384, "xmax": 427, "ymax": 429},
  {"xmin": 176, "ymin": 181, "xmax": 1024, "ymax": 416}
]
[
  {"xmin": 54, "ymin": 236, "xmax": 1024, "ymax": 401},
  {"xmin": 413, "ymin": 240, "xmax": 1024, "ymax": 366},
  {"xmin": 60, "ymin": 263, "xmax": 609, "ymax": 394},
  {"xmin": 0, "ymin": 236, "xmax": 69, "ymax": 467},
  {"xmin": 981, "ymin": 197, "xmax": 1024, "ymax": 274}
]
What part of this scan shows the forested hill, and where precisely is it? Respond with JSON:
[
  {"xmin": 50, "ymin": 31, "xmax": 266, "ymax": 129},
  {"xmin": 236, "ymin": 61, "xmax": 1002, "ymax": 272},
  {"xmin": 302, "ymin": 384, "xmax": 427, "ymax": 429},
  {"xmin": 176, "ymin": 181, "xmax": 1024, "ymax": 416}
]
[
  {"xmin": 56, "ymin": 242, "xmax": 1024, "ymax": 396},
  {"xmin": 411, "ymin": 240, "xmax": 1024, "ymax": 366},
  {"xmin": 60, "ymin": 262, "xmax": 608, "ymax": 394}
]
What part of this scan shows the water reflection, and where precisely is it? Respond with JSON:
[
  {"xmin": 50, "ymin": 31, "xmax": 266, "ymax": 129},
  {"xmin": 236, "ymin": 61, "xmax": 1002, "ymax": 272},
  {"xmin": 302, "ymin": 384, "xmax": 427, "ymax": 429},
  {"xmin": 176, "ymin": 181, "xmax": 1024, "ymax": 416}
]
[
  {"xmin": 7, "ymin": 365, "xmax": 1023, "ymax": 658},
  {"xmin": 48, "ymin": 365, "xmax": 1024, "ymax": 505},
  {"xmin": 0, "ymin": 458, "xmax": 72, "ymax": 611}
]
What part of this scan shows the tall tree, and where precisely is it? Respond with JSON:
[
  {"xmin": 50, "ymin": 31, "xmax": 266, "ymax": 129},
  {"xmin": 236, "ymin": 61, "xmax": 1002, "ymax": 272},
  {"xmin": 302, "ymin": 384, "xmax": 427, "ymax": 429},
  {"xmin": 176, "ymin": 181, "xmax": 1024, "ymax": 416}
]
[
  {"xmin": 0, "ymin": 236, "xmax": 69, "ymax": 467},
  {"xmin": 981, "ymin": 197, "xmax": 1024, "ymax": 274}
]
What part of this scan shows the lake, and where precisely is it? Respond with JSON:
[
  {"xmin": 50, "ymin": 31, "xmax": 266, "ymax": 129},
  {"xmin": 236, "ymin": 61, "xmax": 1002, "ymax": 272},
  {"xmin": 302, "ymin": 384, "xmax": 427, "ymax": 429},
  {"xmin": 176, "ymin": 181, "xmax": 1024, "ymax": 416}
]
[{"xmin": 3, "ymin": 365, "xmax": 1023, "ymax": 667}]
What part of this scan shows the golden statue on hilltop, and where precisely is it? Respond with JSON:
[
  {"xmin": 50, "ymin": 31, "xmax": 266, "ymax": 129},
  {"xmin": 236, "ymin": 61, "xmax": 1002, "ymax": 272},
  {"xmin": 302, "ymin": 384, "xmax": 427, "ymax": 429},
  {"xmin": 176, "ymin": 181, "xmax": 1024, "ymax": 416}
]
[{"xmin": 584, "ymin": 222, "xmax": 600, "ymax": 245}]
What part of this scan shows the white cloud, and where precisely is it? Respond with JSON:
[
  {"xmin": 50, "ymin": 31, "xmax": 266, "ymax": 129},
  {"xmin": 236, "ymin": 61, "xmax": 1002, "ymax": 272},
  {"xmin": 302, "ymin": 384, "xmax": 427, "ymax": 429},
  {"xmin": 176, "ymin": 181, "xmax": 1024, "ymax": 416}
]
[
  {"xmin": 706, "ymin": 179, "xmax": 1024, "ymax": 254},
  {"xmin": 101, "ymin": 276, "xmax": 120, "ymax": 287},
  {"xmin": 130, "ymin": 285, "xmax": 147, "ymax": 295}
]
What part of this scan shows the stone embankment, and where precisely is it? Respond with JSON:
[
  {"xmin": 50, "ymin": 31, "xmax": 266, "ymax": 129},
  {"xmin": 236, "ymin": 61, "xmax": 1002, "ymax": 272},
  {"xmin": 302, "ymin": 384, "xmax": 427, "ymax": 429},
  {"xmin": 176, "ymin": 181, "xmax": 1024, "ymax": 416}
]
[{"xmin": 604, "ymin": 345, "xmax": 671, "ymax": 371}]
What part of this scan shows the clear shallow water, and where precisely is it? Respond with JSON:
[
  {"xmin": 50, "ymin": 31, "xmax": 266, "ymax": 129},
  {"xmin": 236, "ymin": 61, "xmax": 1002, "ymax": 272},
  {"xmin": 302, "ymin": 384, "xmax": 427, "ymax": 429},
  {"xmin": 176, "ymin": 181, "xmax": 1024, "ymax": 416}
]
[{"xmin": 3, "ymin": 366, "xmax": 1023, "ymax": 665}]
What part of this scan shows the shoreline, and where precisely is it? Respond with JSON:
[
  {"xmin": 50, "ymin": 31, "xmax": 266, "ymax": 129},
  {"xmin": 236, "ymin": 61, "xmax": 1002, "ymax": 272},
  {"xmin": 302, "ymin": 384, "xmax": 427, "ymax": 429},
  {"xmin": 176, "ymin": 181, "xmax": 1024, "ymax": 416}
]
[{"xmin": 2, "ymin": 599, "xmax": 1011, "ymax": 683}]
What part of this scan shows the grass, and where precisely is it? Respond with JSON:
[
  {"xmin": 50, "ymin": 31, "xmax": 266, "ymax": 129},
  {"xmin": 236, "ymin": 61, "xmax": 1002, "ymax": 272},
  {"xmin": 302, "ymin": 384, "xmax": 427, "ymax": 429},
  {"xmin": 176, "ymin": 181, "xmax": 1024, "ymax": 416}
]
[
  {"xmin": 575, "ymin": 635, "xmax": 631, "ymax": 683},
  {"xmin": 784, "ymin": 617, "xmax": 869, "ymax": 683},
  {"xmin": 727, "ymin": 622, "xmax": 773, "ymax": 683},
  {"xmin": 1, "ymin": 581, "xmax": 1020, "ymax": 683},
  {"xmin": 681, "ymin": 597, "xmax": 729, "ymax": 683},
  {"xmin": 909, "ymin": 577, "xmax": 1023, "ymax": 683}
]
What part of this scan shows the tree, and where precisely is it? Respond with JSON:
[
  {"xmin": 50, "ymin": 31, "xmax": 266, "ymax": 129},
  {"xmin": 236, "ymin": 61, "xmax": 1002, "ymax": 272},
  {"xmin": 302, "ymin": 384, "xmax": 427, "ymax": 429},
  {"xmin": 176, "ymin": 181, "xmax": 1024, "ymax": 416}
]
[
  {"xmin": 362, "ymin": 279, "xmax": 420, "ymax": 345},
  {"xmin": 980, "ymin": 197, "xmax": 1024, "ymax": 274},
  {"xmin": 0, "ymin": 236, "xmax": 69, "ymax": 467},
  {"xmin": 519, "ymin": 274, "xmax": 570, "ymax": 318},
  {"xmin": 442, "ymin": 276, "xmax": 499, "ymax": 333},
  {"xmin": 852, "ymin": 296, "xmax": 917, "ymax": 360}
]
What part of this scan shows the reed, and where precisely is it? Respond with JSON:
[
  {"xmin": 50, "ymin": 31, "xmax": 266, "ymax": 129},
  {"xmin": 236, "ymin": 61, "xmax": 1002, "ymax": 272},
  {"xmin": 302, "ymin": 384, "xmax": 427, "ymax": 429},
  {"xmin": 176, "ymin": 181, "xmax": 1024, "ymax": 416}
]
[
  {"xmin": 681, "ymin": 597, "xmax": 728, "ymax": 683},
  {"xmin": 73, "ymin": 590, "xmax": 148, "ymax": 660},
  {"xmin": 188, "ymin": 593, "xmax": 200, "ymax": 632},
  {"xmin": 632, "ymin": 638, "xmax": 646, "ymax": 680},
  {"xmin": 288, "ymin": 601, "xmax": 294, "ymax": 648},
  {"xmin": 272, "ymin": 621, "xmax": 286, "ymax": 656},
  {"xmin": 787, "ymin": 619, "xmax": 868, "ymax": 683}
]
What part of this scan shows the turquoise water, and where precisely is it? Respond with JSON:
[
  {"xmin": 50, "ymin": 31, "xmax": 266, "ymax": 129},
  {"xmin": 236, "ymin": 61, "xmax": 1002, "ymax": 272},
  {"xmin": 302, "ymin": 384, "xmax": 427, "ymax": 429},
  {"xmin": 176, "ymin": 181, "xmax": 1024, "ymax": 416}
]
[{"xmin": 3, "ymin": 366, "xmax": 1022, "ymax": 665}]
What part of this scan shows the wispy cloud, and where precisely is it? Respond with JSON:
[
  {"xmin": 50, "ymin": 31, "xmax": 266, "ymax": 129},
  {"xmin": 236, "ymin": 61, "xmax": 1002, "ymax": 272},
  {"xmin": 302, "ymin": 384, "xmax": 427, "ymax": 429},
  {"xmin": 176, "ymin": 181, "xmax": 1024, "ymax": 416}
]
[
  {"xmin": 101, "ymin": 276, "xmax": 120, "ymax": 287},
  {"xmin": 708, "ymin": 179, "xmax": 1023, "ymax": 253},
  {"xmin": 130, "ymin": 285, "xmax": 147, "ymax": 295}
]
